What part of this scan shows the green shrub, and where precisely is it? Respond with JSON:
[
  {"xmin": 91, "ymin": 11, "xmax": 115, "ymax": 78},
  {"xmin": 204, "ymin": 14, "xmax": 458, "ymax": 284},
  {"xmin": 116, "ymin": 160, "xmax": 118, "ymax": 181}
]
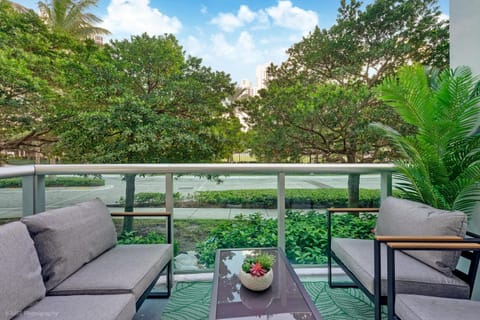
[
  {"xmin": 118, "ymin": 192, "xmax": 182, "ymax": 207},
  {"xmin": 195, "ymin": 188, "xmax": 400, "ymax": 209},
  {"xmin": 0, "ymin": 176, "xmax": 105, "ymax": 188},
  {"xmin": 0, "ymin": 178, "xmax": 22, "ymax": 188},
  {"xmin": 45, "ymin": 176, "xmax": 105, "ymax": 187},
  {"xmin": 196, "ymin": 210, "xmax": 376, "ymax": 267},
  {"xmin": 118, "ymin": 231, "xmax": 179, "ymax": 255}
]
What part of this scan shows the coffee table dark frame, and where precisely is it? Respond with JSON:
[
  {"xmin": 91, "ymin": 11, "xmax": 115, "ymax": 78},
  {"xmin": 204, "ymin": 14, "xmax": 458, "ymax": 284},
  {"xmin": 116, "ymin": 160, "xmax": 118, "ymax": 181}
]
[{"xmin": 209, "ymin": 247, "xmax": 323, "ymax": 319}]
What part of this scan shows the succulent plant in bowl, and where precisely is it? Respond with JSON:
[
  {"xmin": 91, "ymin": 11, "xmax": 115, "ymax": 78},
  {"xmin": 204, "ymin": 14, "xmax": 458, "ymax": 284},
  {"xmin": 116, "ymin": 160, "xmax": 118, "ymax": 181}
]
[{"xmin": 240, "ymin": 253, "xmax": 275, "ymax": 291}]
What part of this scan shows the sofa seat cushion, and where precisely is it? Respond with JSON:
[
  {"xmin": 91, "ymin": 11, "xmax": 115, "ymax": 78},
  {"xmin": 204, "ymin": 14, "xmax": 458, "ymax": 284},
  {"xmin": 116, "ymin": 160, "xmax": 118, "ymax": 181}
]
[
  {"xmin": 0, "ymin": 222, "xmax": 46, "ymax": 320},
  {"xmin": 13, "ymin": 294, "xmax": 135, "ymax": 320},
  {"xmin": 21, "ymin": 199, "xmax": 117, "ymax": 291},
  {"xmin": 395, "ymin": 294, "xmax": 480, "ymax": 320},
  {"xmin": 375, "ymin": 197, "xmax": 467, "ymax": 275},
  {"xmin": 331, "ymin": 238, "xmax": 470, "ymax": 298},
  {"xmin": 49, "ymin": 244, "xmax": 172, "ymax": 301}
]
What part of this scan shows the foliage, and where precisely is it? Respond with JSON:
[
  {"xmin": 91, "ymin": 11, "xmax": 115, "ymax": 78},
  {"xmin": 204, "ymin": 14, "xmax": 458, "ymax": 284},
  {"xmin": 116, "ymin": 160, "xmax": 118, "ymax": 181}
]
[
  {"xmin": 375, "ymin": 65, "xmax": 480, "ymax": 218},
  {"xmin": 195, "ymin": 188, "xmax": 398, "ymax": 209},
  {"xmin": 117, "ymin": 231, "xmax": 179, "ymax": 255},
  {"xmin": 0, "ymin": 178, "xmax": 21, "ymax": 188},
  {"xmin": 240, "ymin": 0, "xmax": 448, "ymax": 164},
  {"xmin": 197, "ymin": 211, "xmax": 377, "ymax": 267},
  {"xmin": 242, "ymin": 253, "xmax": 275, "ymax": 274},
  {"xmin": 117, "ymin": 192, "xmax": 182, "ymax": 207},
  {"xmin": 38, "ymin": 0, "xmax": 110, "ymax": 38},
  {"xmin": 0, "ymin": 1, "xmax": 77, "ymax": 159},
  {"xmin": 117, "ymin": 230, "xmax": 166, "ymax": 244},
  {"xmin": 0, "ymin": 176, "xmax": 104, "ymax": 188},
  {"xmin": 45, "ymin": 176, "xmax": 105, "ymax": 187}
]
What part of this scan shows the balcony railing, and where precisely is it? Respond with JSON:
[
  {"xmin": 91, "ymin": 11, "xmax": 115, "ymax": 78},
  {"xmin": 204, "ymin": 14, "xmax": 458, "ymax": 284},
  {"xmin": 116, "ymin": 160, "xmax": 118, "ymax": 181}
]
[{"xmin": 0, "ymin": 163, "xmax": 395, "ymax": 252}]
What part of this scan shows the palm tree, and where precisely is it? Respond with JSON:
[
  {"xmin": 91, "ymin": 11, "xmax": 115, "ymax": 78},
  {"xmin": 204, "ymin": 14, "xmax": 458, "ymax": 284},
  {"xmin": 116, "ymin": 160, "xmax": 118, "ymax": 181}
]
[
  {"xmin": 374, "ymin": 64, "xmax": 480, "ymax": 218},
  {"xmin": 38, "ymin": 0, "xmax": 110, "ymax": 39}
]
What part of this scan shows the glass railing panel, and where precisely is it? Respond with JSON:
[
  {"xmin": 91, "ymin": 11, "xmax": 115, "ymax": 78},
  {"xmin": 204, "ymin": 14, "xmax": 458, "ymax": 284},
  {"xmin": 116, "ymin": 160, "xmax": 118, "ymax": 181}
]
[
  {"xmin": 0, "ymin": 177, "xmax": 24, "ymax": 220},
  {"xmin": 175, "ymin": 173, "xmax": 280, "ymax": 272},
  {"xmin": 284, "ymin": 173, "xmax": 383, "ymax": 266}
]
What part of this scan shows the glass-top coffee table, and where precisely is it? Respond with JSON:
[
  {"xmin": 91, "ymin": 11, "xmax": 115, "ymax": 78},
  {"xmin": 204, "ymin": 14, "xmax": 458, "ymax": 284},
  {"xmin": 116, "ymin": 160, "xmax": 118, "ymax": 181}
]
[{"xmin": 209, "ymin": 247, "xmax": 323, "ymax": 319}]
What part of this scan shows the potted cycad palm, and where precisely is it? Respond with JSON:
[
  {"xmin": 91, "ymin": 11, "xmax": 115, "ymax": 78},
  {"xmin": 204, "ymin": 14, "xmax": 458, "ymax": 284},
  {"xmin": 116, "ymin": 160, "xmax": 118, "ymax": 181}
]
[{"xmin": 374, "ymin": 64, "xmax": 480, "ymax": 218}]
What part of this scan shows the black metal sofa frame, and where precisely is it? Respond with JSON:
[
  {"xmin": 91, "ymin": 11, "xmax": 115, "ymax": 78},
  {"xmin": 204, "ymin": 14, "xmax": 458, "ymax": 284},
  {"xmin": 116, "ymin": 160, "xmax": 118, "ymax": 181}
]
[{"xmin": 111, "ymin": 211, "xmax": 173, "ymax": 309}]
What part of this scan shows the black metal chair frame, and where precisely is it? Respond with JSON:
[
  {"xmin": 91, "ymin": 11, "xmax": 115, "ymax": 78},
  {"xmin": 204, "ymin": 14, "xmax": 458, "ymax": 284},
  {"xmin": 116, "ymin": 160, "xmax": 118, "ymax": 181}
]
[
  {"xmin": 327, "ymin": 207, "xmax": 480, "ymax": 320},
  {"xmin": 386, "ymin": 235, "xmax": 480, "ymax": 320}
]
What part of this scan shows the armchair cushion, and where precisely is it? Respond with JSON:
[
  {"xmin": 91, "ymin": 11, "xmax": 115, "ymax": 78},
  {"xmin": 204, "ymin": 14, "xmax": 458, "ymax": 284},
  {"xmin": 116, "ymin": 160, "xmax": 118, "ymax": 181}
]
[
  {"xmin": 395, "ymin": 294, "xmax": 480, "ymax": 320},
  {"xmin": 0, "ymin": 222, "xmax": 46, "ymax": 320},
  {"xmin": 332, "ymin": 238, "xmax": 470, "ymax": 298},
  {"xmin": 21, "ymin": 199, "xmax": 117, "ymax": 291},
  {"xmin": 375, "ymin": 197, "xmax": 467, "ymax": 275}
]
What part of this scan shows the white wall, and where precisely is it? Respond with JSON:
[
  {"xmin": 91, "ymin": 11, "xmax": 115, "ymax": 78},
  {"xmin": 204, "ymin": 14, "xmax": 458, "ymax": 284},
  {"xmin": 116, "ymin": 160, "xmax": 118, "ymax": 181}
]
[
  {"xmin": 450, "ymin": 0, "xmax": 480, "ymax": 76},
  {"xmin": 450, "ymin": 0, "xmax": 480, "ymax": 300}
]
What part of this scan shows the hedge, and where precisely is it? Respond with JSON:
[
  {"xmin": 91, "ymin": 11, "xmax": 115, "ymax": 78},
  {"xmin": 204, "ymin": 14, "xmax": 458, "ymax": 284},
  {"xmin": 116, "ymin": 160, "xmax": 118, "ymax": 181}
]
[
  {"xmin": 195, "ymin": 188, "xmax": 401, "ymax": 209},
  {"xmin": 0, "ymin": 177, "xmax": 105, "ymax": 188}
]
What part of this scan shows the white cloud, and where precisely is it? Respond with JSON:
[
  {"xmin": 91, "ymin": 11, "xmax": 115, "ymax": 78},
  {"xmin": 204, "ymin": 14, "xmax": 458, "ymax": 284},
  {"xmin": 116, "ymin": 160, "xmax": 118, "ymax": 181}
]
[
  {"xmin": 200, "ymin": 5, "xmax": 208, "ymax": 15},
  {"xmin": 102, "ymin": 0, "xmax": 182, "ymax": 39},
  {"xmin": 210, "ymin": 2, "xmax": 316, "ymax": 34},
  {"xmin": 238, "ymin": 5, "xmax": 256, "ymax": 23},
  {"xmin": 184, "ymin": 35, "xmax": 206, "ymax": 57},
  {"xmin": 211, "ymin": 5, "xmax": 256, "ymax": 32},
  {"xmin": 186, "ymin": 31, "xmax": 289, "ymax": 84},
  {"xmin": 266, "ymin": 0, "xmax": 318, "ymax": 33}
]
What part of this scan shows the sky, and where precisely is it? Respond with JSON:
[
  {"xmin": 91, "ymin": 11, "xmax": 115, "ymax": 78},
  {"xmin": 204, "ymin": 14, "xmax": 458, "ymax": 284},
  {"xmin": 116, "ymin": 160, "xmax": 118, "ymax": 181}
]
[{"xmin": 14, "ymin": 0, "xmax": 450, "ymax": 86}]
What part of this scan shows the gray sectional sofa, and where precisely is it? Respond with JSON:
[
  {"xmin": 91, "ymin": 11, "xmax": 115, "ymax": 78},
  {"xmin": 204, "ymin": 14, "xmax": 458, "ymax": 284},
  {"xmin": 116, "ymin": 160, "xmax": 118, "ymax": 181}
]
[{"xmin": 0, "ymin": 199, "xmax": 173, "ymax": 320}]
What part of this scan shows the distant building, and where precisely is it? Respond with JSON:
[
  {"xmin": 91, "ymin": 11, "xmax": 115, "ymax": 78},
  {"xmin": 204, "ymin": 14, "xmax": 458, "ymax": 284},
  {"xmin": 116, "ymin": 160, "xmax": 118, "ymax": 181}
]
[
  {"xmin": 93, "ymin": 35, "xmax": 104, "ymax": 45},
  {"xmin": 255, "ymin": 63, "xmax": 271, "ymax": 90},
  {"xmin": 239, "ymin": 79, "xmax": 256, "ymax": 97}
]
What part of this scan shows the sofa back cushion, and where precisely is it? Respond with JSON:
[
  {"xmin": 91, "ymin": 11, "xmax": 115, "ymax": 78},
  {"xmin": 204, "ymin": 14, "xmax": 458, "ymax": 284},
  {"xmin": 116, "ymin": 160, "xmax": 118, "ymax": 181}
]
[
  {"xmin": 21, "ymin": 199, "xmax": 117, "ymax": 291},
  {"xmin": 375, "ymin": 197, "xmax": 467, "ymax": 275},
  {"xmin": 0, "ymin": 222, "xmax": 46, "ymax": 320}
]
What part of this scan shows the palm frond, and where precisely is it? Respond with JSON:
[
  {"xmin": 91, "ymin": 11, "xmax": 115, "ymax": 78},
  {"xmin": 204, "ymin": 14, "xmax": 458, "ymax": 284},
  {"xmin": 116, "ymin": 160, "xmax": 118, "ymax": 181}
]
[{"xmin": 376, "ymin": 64, "xmax": 480, "ymax": 219}]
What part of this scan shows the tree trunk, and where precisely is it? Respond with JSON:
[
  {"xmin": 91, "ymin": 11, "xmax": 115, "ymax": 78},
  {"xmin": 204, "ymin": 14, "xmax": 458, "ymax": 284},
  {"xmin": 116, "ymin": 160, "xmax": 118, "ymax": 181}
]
[
  {"xmin": 348, "ymin": 173, "xmax": 360, "ymax": 208},
  {"xmin": 122, "ymin": 173, "xmax": 136, "ymax": 233}
]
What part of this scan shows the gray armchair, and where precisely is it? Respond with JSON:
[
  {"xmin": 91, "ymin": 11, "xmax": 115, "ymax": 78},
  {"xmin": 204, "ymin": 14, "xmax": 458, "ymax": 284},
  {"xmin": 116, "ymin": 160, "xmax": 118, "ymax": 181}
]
[
  {"xmin": 327, "ymin": 197, "xmax": 479, "ymax": 320},
  {"xmin": 386, "ymin": 239, "xmax": 480, "ymax": 320}
]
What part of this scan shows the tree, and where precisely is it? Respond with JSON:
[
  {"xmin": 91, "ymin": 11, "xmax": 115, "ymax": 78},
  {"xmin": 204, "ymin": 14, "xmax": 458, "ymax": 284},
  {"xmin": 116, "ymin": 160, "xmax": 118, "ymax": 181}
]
[
  {"xmin": 56, "ymin": 34, "xmax": 242, "ymax": 231},
  {"xmin": 38, "ymin": 0, "xmax": 110, "ymax": 39},
  {"xmin": 0, "ymin": 0, "xmax": 79, "ymax": 161},
  {"xmin": 240, "ymin": 0, "xmax": 448, "ymax": 206},
  {"xmin": 375, "ymin": 65, "xmax": 480, "ymax": 218}
]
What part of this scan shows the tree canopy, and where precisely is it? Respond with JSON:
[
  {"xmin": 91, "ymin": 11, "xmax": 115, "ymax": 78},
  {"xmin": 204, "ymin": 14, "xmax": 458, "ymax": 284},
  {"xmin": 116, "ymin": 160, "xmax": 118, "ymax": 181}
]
[
  {"xmin": 56, "ymin": 33, "xmax": 241, "ymax": 164},
  {"xmin": 241, "ymin": 0, "xmax": 448, "ymax": 163},
  {"xmin": 0, "ymin": 0, "xmax": 78, "ymax": 159}
]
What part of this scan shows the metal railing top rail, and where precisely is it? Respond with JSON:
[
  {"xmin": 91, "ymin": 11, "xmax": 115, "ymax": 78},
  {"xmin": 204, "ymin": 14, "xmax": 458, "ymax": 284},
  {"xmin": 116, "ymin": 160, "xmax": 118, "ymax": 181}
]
[
  {"xmin": 0, "ymin": 165, "xmax": 35, "ymax": 178},
  {"xmin": 30, "ymin": 163, "xmax": 396, "ymax": 175}
]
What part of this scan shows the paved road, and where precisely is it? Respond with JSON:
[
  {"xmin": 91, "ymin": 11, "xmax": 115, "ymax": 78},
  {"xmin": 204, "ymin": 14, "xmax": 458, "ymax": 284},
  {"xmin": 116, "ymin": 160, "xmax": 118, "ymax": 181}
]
[{"xmin": 0, "ymin": 174, "xmax": 382, "ymax": 219}]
